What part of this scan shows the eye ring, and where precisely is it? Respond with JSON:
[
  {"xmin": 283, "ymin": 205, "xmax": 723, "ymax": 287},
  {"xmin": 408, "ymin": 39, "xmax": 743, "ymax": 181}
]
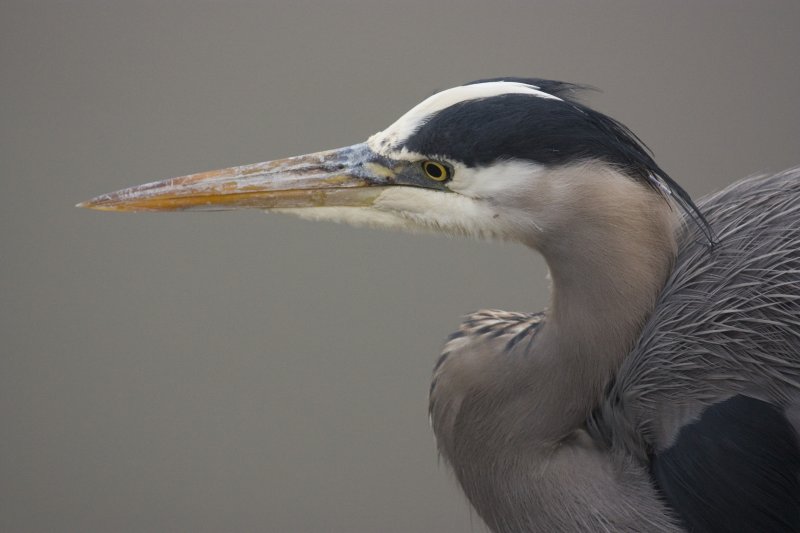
[{"xmin": 421, "ymin": 160, "xmax": 451, "ymax": 182}]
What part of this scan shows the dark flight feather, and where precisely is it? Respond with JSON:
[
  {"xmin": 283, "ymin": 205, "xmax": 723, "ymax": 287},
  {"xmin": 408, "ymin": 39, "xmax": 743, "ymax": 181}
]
[{"xmin": 652, "ymin": 395, "xmax": 800, "ymax": 533}]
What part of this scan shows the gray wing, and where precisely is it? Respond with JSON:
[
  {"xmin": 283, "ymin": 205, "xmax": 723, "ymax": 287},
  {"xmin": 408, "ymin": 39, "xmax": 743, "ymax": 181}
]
[{"xmin": 600, "ymin": 167, "xmax": 800, "ymax": 531}]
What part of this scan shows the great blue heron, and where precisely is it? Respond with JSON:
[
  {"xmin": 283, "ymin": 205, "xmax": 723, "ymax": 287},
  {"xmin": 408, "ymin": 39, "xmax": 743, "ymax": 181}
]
[{"xmin": 80, "ymin": 78, "xmax": 800, "ymax": 532}]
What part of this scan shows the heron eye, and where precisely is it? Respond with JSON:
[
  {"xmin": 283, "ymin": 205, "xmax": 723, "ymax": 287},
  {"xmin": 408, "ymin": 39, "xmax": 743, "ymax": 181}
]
[{"xmin": 422, "ymin": 160, "xmax": 450, "ymax": 182}]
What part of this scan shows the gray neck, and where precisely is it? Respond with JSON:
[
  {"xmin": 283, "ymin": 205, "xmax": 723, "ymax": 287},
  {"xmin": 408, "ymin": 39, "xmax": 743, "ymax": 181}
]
[
  {"xmin": 529, "ymin": 169, "xmax": 679, "ymax": 439},
  {"xmin": 435, "ymin": 167, "xmax": 683, "ymax": 531}
]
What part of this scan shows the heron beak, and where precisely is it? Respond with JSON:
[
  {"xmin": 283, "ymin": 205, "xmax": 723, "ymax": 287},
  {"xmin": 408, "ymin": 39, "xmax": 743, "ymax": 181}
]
[{"xmin": 78, "ymin": 143, "xmax": 397, "ymax": 212}]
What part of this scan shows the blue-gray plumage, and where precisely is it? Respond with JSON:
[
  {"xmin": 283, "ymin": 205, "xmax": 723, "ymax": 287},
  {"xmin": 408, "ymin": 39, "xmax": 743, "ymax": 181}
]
[
  {"xmin": 80, "ymin": 78, "xmax": 800, "ymax": 532},
  {"xmin": 598, "ymin": 169, "xmax": 800, "ymax": 531}
]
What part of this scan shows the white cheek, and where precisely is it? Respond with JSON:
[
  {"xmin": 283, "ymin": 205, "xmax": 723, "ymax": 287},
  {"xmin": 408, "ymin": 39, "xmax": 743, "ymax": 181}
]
[
  {"xmin": 373, "ymin": 187, "xmax": 531, "ymax": 240},
  {"xmin": 448, "ymin": 160, "xmax": 545, "ymax": 202},
  {"xmin": 270, "ymin": 159, "xmax": 549, "ymax": 242}
]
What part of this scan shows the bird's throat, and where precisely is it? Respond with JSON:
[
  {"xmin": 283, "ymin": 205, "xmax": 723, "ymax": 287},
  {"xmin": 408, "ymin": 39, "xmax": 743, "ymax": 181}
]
[{"xmin": 534, "ymin": 171, "xmax": 680, "ymax": 438}]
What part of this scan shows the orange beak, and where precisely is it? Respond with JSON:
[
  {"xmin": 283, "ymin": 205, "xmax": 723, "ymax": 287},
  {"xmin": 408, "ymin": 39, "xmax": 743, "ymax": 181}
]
[{"xmin": 78, "ymin": 143, "xmax": 397, "ymax": 212}]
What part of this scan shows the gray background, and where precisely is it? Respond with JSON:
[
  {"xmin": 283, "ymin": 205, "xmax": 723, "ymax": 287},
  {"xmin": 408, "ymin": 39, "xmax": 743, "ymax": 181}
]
[{"xmin": 3, "ymin": 1, "xmax": 800, "ymax": 531}]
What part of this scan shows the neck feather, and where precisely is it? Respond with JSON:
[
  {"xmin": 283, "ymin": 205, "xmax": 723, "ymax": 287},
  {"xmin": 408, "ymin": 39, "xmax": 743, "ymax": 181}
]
[
  {"xmin": 432, "ymin": 165, "xmax": 683, "ymax": 531},
  {"xmin": 530, "ymin": 165, "xmax": 679, "ymax": 438}
]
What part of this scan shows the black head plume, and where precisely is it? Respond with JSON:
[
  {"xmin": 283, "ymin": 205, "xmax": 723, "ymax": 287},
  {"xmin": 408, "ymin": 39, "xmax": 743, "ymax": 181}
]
[{"xmin": 405, "ymin": 77, "xmax": 716, "ymax": 246}]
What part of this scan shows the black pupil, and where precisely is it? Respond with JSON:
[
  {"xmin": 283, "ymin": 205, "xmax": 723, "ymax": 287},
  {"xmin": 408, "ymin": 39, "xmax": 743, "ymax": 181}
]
[{"xmin": 426, "ymin": 163, "xmax": 444, "ymax": 179}]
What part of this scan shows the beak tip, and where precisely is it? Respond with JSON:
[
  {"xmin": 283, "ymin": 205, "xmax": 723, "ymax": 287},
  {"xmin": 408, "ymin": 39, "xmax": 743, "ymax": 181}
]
[{"xmin": 76, "ymin": 196, "xmax": 125, "ymax": 211}]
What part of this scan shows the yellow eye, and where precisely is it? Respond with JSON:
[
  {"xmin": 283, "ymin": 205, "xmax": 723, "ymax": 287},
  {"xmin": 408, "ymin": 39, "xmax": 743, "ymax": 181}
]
[{"xmin": 422, "ymin": 160, "xmax": 450, "ymax": 182}]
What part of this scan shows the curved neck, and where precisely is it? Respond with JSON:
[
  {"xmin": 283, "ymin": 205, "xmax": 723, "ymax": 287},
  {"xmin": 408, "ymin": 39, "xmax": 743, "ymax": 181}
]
[
  {"xmin": 434, "ymin": 166, "xmax": 683, "ymax": 531},
  {"xmin": 529, "ymin": 166, "xmax": 680, "ymax": 439},
  {"xmin": 445, "ymin": 170, "xmax": 682, "ymax": 532}
]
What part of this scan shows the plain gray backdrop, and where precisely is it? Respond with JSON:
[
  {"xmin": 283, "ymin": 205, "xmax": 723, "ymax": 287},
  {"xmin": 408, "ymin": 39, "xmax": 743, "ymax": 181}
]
[{"xmin": 3, "ymin": 1, "xmax": 800, "ymax": 531}]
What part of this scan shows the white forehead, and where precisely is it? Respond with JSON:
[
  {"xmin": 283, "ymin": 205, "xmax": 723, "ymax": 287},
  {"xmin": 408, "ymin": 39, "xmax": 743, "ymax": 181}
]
[{"xmin": 367, "ymin": 81, "xmax": 561, "ymax": 153}]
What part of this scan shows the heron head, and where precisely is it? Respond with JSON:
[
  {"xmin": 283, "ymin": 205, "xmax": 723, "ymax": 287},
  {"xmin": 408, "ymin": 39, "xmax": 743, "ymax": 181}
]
[{"xmin": 80, "ymin": 78, "xmax": 709, "ymax": 247}]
